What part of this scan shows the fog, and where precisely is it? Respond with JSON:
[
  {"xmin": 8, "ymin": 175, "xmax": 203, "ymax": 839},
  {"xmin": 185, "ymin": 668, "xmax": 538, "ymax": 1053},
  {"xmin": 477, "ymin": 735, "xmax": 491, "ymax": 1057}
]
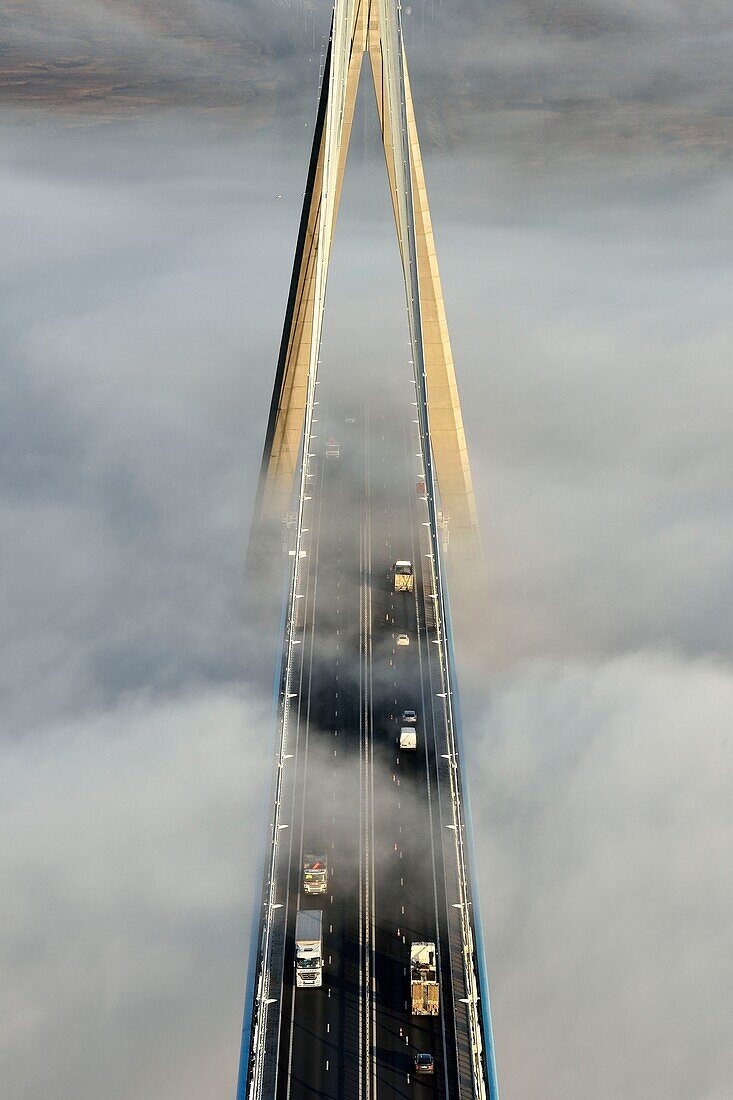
[
  {"xmin": 2, "ymin": 690, "xmax": 270, "ymax": 1100},
  {"xmin": 471, "ymin": 652, "xmax": 733, "ymax": 1098},
  {"xmin": 2, "ymin": 2, "xmax": 733, "ymax": 1098}
]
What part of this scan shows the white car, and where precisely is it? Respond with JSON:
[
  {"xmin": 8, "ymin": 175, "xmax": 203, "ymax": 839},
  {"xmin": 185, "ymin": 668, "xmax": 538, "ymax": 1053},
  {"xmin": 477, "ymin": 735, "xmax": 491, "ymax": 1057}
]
[
  {"xmin": 396, "ymin": 633, "xmax": 410, "ymax": 646},
  {"xmin": 401, "ymin": 709, "xmax": 417, "ymax": 724}
]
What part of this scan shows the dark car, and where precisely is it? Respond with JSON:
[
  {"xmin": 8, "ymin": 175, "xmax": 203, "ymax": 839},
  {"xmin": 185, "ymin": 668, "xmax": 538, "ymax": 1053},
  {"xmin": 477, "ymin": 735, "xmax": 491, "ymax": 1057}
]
[{"xmin": 414, "ymin": 1053, "xmax": 434, "ymax": 1075}]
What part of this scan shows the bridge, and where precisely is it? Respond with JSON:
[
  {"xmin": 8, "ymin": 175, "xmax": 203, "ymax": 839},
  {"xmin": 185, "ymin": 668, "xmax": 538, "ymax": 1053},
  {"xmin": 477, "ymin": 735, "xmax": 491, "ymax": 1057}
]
[{"xmin": 237, "ymin": 2, "xmax": 499, "ymax": 1097}]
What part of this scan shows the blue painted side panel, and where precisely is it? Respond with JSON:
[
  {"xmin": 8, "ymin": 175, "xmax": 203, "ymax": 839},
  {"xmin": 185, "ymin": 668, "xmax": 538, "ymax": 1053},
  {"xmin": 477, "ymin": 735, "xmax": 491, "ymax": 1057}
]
[
  {"xmin": 443, "ymin": 579, "xmax": 501, "ymax": 1100},
  {"xmin": 235, "ymin": 561, "xmax": 291, "ymax": 1100}
]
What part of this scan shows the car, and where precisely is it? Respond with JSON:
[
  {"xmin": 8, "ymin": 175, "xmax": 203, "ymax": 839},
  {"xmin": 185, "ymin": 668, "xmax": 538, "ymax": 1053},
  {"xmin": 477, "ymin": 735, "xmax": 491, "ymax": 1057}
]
[
  {"xmin": 401, "ymin": 709, "xmax": 417, "ymax": 724},
  {"xmin": 344, "ymin": 416, "xmax": 356, "ymax": 424},
  {"xmin": 396, "ymin": 633, "xmax": 410, "ymax": 646},
  {"xmin": 414, "ymin": 1053, "xmax": 434, "ymax": 1075}
]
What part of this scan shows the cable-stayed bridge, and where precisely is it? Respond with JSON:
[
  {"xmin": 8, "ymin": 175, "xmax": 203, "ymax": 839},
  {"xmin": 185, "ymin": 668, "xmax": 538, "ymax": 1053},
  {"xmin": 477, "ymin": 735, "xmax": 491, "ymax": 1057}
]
[{"xmin": 238, "ymin": 3, "xmax": 498, "ymax": 1097}]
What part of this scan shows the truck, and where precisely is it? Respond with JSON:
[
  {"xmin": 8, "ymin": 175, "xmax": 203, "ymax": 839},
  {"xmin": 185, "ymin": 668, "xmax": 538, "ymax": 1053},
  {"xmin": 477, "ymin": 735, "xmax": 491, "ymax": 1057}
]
[
  {"xmin": 399, "ymin": 727, "xmax": 417, "ymax": 751},
  {"xmin": 295, "ymin": 909, "xmax": 323, "ymax": 988},
  {"xmin": 303, "ymin": 852, "xmax": 328, "ymax": 895},
  {"xmin": 393, "ymin": 560, "xmax": 414, "ymax": 593},
  {"xmin": 410, "ymin": 941, "xmax": 439, "ymax": 1015}
]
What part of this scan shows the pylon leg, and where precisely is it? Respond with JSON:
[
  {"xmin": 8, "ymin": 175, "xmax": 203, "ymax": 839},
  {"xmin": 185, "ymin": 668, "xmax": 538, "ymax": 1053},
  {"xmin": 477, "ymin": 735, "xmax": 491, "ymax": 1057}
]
[{"xmin": 254, "ymin": 0, "xmax": 481, "ymax": 571}]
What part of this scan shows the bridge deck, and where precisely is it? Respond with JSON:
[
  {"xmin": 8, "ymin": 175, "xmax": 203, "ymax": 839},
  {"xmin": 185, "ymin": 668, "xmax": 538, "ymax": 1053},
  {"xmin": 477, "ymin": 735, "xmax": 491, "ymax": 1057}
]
[{"xmin": 242, "ymin": 398, "xmax": 489, "ymax": 1098}]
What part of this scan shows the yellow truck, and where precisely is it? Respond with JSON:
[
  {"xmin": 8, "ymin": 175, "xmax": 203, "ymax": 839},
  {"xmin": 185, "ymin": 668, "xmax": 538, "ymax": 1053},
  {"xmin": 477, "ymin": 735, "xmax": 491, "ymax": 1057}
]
[
  {"xmin": 410, "ymin": 942, "xmax": 439, "ymax": 1015},
  {"xmin": 393, "ymin": 560, "xmax": 414, "ymax": 593}
]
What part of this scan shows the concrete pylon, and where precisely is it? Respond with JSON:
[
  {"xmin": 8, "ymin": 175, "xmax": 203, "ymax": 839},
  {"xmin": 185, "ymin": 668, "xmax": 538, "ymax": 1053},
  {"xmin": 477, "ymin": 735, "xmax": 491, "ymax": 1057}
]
[{"xmin": 255, "ymin": 0, "xmax": 481, "ymax": 568}]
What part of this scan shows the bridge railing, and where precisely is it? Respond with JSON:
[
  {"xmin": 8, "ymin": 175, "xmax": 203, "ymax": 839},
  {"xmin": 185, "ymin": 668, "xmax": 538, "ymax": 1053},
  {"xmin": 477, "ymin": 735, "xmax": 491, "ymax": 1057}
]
[{"xmin": 426, "ymin": 548, "xmax": 498, "ymax": 1099}]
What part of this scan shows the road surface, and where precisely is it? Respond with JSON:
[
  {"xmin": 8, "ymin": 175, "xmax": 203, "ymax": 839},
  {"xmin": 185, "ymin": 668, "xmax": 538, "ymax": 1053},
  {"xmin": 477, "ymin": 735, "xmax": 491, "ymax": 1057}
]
[{"xmin": 256, "ymin": 391, "xmax": 481, "ymax": 1099}]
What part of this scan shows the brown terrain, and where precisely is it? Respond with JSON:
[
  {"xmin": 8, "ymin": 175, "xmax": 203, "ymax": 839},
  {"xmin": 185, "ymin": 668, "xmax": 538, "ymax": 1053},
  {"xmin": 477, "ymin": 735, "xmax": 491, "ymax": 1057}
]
[
  {"xmin": 0, "ymin": 0, "xmax": 281, "ymax": 125},
  {"xmin": 1, "ymin": 0, "xmax": 731, "ymax": 168}
]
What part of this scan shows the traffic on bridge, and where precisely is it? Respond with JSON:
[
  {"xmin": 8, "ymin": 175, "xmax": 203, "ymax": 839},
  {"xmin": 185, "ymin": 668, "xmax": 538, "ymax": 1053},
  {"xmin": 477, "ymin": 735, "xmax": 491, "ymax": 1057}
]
[{"xmin": 237, "ymin": 2, "xmax": 498, "ymax": 1097}]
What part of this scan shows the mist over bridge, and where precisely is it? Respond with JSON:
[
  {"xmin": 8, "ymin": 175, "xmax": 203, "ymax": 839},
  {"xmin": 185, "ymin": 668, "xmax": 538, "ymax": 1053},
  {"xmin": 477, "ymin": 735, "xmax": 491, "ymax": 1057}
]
[{"xmin": 238, "ymin": 3, "xmax": 498, "ymax": 1097}]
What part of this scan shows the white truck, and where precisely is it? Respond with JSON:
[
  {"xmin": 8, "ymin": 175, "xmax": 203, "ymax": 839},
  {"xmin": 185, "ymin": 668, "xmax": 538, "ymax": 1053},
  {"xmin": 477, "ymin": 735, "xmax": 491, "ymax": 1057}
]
[
  {"xmin": 399, "ymin": 727, "xmax": 417, "ymax": 751},
  {"xmin": 295, "ymin": 909, "xmax": 323, "ymax": 988},
  {"xmin": 393, "ymin": 560, "xmax": 414, "ymax": 593},
  {"xmin": 303, "ymin": 852, "xmax": 328, "ymax": 895},
  {"xmin": 410, "ymin": 941, "xmax": 439, "ymax": 1015}
]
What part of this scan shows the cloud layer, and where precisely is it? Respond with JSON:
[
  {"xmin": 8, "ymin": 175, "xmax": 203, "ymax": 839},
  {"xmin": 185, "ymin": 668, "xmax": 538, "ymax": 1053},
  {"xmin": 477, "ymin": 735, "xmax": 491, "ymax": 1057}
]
[
  {"xmin": 2, "ymin": 689, "xmax": 270, "ymax": 1100},
  {"xmin": 471, "ymin": 652, "xmax": 733, "ymax": 1099}
]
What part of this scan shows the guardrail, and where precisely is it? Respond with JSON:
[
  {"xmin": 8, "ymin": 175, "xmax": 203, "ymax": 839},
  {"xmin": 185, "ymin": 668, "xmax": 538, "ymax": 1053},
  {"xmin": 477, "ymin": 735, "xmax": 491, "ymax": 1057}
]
[
  {"xmin": 235, "ymin": 551, "xmax": 292, "ymax": 1100},
  {"xmin": 421, "ymin": 542, "xmax": 497, "ymax": 1099},
  {"xmin": 441, "ymin": 580, "xmax": 502, "ymax": 1100}
]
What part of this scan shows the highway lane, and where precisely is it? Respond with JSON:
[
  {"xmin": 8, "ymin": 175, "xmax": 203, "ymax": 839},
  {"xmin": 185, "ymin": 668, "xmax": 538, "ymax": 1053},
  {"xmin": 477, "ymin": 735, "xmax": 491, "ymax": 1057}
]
[
  {"xmin": 275, "ymin": 418, "xmax": 365, "ymax": 1100},
  {"xmin": 366, "ymin": 403, "xmax": 460, "ymax": 1100},
  {"xmin": 267, "ymin": 392, "xmax": 469, "ymax": 1099}
]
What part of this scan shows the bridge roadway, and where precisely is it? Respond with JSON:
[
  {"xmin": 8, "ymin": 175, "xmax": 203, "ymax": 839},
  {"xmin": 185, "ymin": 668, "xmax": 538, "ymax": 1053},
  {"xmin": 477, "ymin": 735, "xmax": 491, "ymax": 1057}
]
[{"xmin": 256, "ymin": 395, "xmax": 482, "ymax": 1098}]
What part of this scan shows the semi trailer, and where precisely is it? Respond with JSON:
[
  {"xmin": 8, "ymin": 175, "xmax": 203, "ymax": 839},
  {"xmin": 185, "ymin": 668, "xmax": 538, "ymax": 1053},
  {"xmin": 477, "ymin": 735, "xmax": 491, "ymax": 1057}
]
[{"xmin": 295, "ymin": 910, "xmax": 323, "ymax": 989}]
